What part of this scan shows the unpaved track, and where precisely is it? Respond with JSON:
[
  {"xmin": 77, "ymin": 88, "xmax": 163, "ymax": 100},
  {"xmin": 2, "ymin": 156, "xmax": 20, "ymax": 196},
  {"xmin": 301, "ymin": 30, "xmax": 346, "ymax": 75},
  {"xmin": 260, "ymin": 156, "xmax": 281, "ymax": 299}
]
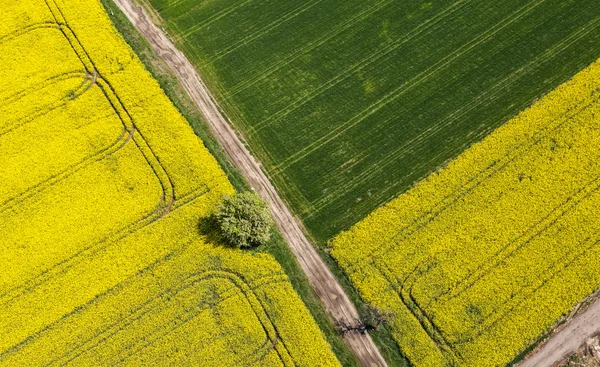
[
  {"xmin": 517, "ymin": 298, "xmax": 600, "ymax": 367},
  {"xmin": 112, "ymin": 1, "xmax": 388, "ymax": 366}
]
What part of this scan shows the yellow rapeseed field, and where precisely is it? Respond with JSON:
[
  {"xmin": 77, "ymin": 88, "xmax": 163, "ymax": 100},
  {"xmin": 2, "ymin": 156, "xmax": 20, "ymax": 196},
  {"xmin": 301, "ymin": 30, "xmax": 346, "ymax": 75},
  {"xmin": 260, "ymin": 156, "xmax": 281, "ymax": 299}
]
[
  {"xmin": 0, "ymin": 0, "xmax": 339, "ymax": 366},
  {"xmin": 332, "ymin": 58, "xmax": 600, "ymax": 366}
]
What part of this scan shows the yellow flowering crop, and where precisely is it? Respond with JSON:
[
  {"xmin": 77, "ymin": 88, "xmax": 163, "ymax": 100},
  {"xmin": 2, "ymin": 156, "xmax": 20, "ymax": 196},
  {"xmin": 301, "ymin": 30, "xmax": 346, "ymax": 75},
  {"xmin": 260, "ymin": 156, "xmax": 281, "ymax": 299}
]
[
  {"xmin": 0, "ymin": 0, "xmax": 339, "ymax": 365},
  {"xmin": 332, "ymin": 59, "xmax": 600, "ymax": 366}
]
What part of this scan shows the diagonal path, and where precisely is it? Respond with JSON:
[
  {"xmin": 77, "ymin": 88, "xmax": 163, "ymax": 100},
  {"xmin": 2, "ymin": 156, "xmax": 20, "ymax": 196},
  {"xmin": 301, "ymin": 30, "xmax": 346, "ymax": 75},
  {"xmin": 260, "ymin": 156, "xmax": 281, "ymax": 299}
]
[
  {"xmin": 111, "ymin": 0, "xmax": 388, "ymax": 366},
  {"xmin": 517, "ymin": 297, "xmax": 600, "ymax": 367}
]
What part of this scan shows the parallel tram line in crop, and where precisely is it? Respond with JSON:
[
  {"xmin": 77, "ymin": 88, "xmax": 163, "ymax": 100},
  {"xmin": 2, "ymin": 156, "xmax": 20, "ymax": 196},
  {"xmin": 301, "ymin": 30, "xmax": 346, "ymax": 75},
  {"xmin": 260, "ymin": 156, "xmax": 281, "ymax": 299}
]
[
  {"xmin": 330, "ymin": 53, "xmax": 600, "ymax": 366},
  {"xmin": 0, "ymin": 224, "xmax": 298, "ymax": 366},
  {"xmin": 2, "ymin": 6, "xmax": 311, "ymax": 367},
  {"xmin": 404, "ymin": 236, "xmax": 599, "ymax": 345},
  {"xmin": 0, "ymin": 79, "xmax": 136, "ymax": 214},
  {"xmin": 0, "ymin": 16, "xmax": 181, "ymax": 310},
  {"xmin": 0, "ymin": 70, "xmax": 84, "ymax": 107},
  {"xmin": 154, "ymin": 0, "xmax": 600, "ymax": 243},
  {"xmin": 0, "ymin": 72, "xmax": 95, "ymax": 137},
  {"xmin": 376, "ymin": 230, "xmax": 600, "ymax": 349},
  {"xmin": 272, "ymin": 0, "xmax": 548, "ymax": 173},
  {"xmin": 0, "ymin": 1, "xmax": 341, "ymax": 366},
  {"xmin": 178, "ymin": 0, "xmax": 255, "ymax": 40},
  {"xmin": 210, "ymin": 0, "xmax": 325, "ymax": 62},
  {"xmin": 307, "ymin": 14, "xmax": 600, "ymax": 215},
  {"xmin": 381, "ymin": 233, "xmax": 600, "ymax": 363},
  {"xmin": 393, "ymin": 152, "xmax": 600, "ymax": 298},
  {"xmin": 1, "ymin": 266, "xmax": 294, "ymax": 366},
  {"xmin": 375, "ymin": 262, "xmax": 461, "ymax": 364},
  {"xmin": 45, "ymin": 0, "xmax": 176, "ymax": 203},
  {"xmin": 0, "ymin": 184, "xmax": 203, "ymax": 309},
  {"xmin": 46, "ymin": 272, "xmax": 293, "ymax": 367},
  {"xmin": 227, "ymin": 0, "xmax": 393, "ymax": 96},
  {"xmin": 0, "ymin": 21, "xmax": 58, "ymax": 42},
  {"xmin": 451, "ymin": 237, "xmax": 600, "ymax": 344},
  {"xmin": 247, "ymin": 0, "xmax": 474, "ymax": 136},
  {"xmin": 0, "ymin": 0, "xmax": 206, "ymax": 313},
  {"xmin": 431, "ymin": 176, "xmax": 600, "ymax": 305},
  {"xmin": 343, "ymin": 79, "xmax": 600, "ymax": 276},
  {"xmin": 0, "ymin": 121, "xmax": 130, "ymax": 215}
]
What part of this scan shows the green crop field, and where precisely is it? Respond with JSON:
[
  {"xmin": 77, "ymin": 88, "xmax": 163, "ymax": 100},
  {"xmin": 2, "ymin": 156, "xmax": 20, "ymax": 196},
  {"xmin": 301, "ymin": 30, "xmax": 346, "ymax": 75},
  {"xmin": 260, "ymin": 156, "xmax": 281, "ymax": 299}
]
[{"xmin": 148, "ymin": 0, "xmax": 600, "ymax": 242}]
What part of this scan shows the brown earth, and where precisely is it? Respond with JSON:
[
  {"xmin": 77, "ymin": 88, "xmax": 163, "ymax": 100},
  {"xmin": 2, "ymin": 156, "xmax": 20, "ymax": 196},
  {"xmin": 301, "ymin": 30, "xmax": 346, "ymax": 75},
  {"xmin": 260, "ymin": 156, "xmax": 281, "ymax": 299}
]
[
  {"xmin": 554, "ymin": 335, "xmax": 600, "ymax": 367},
  {"xmin": 518, "ymin": 300, "xmax": 600, "ymax": 367},
  {"xmin": 111, "ymin": 0, "xmax": 388, "ymax": 366}
]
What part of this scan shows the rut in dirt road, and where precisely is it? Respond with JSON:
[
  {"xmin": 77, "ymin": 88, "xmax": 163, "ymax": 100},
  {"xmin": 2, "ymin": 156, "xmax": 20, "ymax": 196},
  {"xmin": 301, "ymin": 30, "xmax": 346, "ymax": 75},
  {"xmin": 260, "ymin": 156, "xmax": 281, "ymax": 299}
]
[{"xmin": 111, "ymin": 0, "xmax": 389, "ymax": 366}]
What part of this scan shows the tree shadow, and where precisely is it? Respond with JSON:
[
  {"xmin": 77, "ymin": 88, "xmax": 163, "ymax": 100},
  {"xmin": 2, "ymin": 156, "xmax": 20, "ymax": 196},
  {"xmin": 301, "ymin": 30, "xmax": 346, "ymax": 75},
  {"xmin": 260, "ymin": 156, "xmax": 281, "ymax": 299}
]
[{"xmin": 198, "ymin": 215, "xmax": 230, "ymax": 248}]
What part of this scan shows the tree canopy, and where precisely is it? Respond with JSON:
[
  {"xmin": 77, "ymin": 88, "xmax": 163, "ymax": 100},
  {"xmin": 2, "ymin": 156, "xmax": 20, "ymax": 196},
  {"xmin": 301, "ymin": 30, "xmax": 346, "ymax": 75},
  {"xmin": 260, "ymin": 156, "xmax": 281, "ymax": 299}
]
[{"xmin": 214, "ymin": 191, "xmax": 273, "ymax": 248}]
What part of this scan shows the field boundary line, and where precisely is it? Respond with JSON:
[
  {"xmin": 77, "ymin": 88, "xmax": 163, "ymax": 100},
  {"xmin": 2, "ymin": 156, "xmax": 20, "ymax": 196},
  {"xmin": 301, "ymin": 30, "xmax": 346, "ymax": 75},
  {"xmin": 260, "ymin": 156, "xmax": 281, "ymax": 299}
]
[
  {"xmin": 344, "ymin": 80, "xmax": 600, "ymax": 275},
  {"xmin": 308, "ymin": 15, "xmax": 600, "ymax": 214},
  {"xmin": 0, "ymin": 0, "xmax": 210, "ymax": 310},
  {"xmin": 112, "ymin": 0, "xmax": 390, "ymax": 365}
]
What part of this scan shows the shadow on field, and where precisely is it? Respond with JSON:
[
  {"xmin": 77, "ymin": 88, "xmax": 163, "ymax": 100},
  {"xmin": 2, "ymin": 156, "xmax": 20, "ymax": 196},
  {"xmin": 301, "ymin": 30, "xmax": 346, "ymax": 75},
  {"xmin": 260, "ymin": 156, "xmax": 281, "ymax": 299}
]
[{"xmin": 198, "ymin": 216, "xmax": 229, "ymax": 248}]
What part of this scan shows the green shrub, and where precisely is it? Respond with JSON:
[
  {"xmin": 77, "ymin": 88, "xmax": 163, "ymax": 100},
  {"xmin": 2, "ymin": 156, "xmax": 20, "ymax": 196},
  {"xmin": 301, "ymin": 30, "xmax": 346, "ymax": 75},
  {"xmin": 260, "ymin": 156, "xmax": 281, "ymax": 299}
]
[{"xmin": 215, "ymin": 191, "xmax": 273, "ymax": 248}]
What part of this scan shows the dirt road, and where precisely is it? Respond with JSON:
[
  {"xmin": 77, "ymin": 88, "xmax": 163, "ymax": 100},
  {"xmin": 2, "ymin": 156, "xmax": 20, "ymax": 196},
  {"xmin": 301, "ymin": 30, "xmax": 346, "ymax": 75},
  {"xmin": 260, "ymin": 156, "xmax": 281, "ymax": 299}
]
[
  {"xmin": 517, "ymin": 298, "xmax": 600, "ymax": 367},
  {"xmin": 112, "ymin": 1, "xmax": 388, "ymax": 366}
]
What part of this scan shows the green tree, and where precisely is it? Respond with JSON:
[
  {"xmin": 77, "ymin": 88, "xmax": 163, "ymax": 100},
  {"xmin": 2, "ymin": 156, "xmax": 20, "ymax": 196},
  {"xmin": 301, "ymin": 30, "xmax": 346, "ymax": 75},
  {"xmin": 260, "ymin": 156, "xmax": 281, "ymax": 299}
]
[{"xmin": 214, "ymin": 191, "xmax": 273, "ymax": 248}]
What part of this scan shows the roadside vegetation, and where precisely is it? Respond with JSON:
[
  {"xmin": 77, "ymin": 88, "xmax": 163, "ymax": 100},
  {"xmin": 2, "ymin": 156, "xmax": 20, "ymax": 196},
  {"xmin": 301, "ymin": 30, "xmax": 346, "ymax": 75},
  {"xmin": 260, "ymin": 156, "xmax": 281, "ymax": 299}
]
[
  {"xmin": 138, "ymin": 1, "xmax": 600, "ymax": 365},
  {"xmin": 0, "ymin": 0, "xmax": 341, "ymax": 365},
  {"xmin": 100, "ymin": 0, "xmax": 359, "ymax": 364},
  {"xmin": 147, "ymin": 0, "xmax": 600, "ymax": 243}
]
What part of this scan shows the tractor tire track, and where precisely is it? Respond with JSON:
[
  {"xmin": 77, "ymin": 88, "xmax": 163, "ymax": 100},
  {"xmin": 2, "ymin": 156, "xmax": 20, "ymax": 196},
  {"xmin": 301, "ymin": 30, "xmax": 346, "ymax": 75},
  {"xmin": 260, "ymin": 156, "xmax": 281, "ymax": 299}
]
[{"xmin": 111, "ymin": 1, "xmax": 388, "ymax": 365}]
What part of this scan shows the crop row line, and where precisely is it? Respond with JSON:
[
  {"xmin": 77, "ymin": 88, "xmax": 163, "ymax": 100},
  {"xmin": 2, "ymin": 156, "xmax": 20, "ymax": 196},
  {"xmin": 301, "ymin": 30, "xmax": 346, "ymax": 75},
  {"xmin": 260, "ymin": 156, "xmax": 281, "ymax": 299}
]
[
  {"xmin": 248, "ymin": 0, "xmax": 474, "ymax": 136},
  {"xmin": 0, "ymin": 232, "xmax": 291, "ymax": 366},
  {"xmin": 370, "ymin": 229, "xmax": 600, "ymax": 362},
  {"xmin": 44, "ymin": 270, "xmax": 289, "ymax": 367},
  {"xmin": 0, "ymin": 70, "xmax": 84, "ymax": 109},
  {"xmin": 344, "ymin": 75, "xmax": 600, "ymax": 275},
  {"xmin": 391, "ymin": 176, "xmax": 600, "ymax": 342},
  {"xmin": 307, "ymin": 15, "xmax": 600, "ymax": 215},
  {"xmin": 376, "ymin": 261, "xmax": 461, "ymax": 365},
  {"xmin": 0, "ymin": 72, "xmax": 94, "ymax": 137},
  {"xmin": 431, "ymin": 171, "xmax": 600, "ymax": 305},
  {"xmin": 211, "ymin": 0, "xmax": 324, "ymax": 62},
  {"xmin": 0, "ymin": 0, "xmax": 202, "ymax": 317},
  {"xmin": 178, "ymin": 0, "xmax": 253, "ymax": 39},
  {"xmin": 0, "ymin": 3, "xmax": 294, "ymax": 367},
  {"xmin": 228, "ymin": 0, "xmax": 393, "ymax": 96},
  {"xmin": 371, "ymin": 172, "xmax": 600, "ymax": 350},
  {"xmin": 272, "ymin": 0, "xmax": 548, "ymax": 174},
  {"xmin": 0, "ymin": 21, "xmax": 59, "ymax": 45}
]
